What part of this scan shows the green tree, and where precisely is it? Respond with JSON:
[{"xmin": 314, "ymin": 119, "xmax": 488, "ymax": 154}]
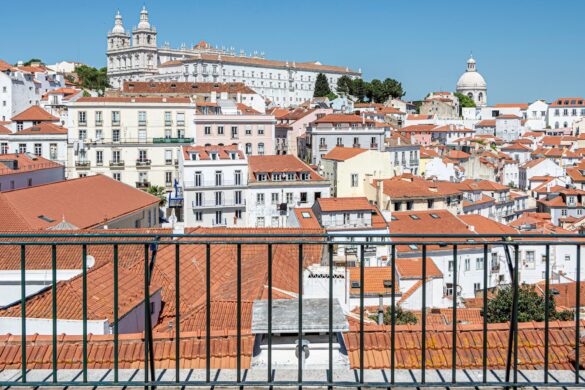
[
  {"xmin": 336, "ymin": 75, "xmax": 353, "ymax": 95},
  {"xmin": 74, "ymin": 65, "xmax": 109, "ymax": 95},
  {"xmin": 313, "ymin": 73, "xmax": 332, "ymax": 97},
  {"xmin": 370, "ymin": 305, "xmax": 418, "ymax": 325},
  {"xmin": 350, "ymin": 78, "xmax": 368, "ymax": 102},
  {"xmin": 146, "ymin": 185, "xmax": 168, "ymax": 207},
  {"xmin": 485, "ymin": 284, "xmax": 573, "ymax": 324},
  {"xmin": 23, "ymin": 58, "xmax": 44, "ymax": 66},
  {"xmin": 381, "ymin": 78, "xmax": 405, "ymax": 100},
  {"xmin": 454, "ymin": 92, "xmax": 476, "ymax": 108}
]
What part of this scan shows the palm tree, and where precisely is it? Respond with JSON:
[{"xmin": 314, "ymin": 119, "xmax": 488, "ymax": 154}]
[{"xmin": 146, "ymin": 185, "xmax": 167, "ymax": 207}]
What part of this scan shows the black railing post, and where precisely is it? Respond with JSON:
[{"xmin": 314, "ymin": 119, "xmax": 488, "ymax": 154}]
[
  {"xmin": 544, "ymin": 244, "xmax": 550, "ymax": 383},
  {"xmin": 174, "ymin": 243, "xmax": 181, "ymax": 383},
  {"xmin": 359, "ymin": 244, "xmax": 365, "ymax": 384},
  {"xmin": 328, "ymin": 242, "xmax": 333, "ymax": 389},
  {"xmin": 390, "ymin": 244, "xmax": 396, "ymax": 384},
  {"xmin": 452, "ymin": 244, "xmax": 458, "ymax": 383},
  {"xmin": 206, "ymin": 243, "xmax": 211, "ymax": 383},
  {"xmin": 482, "ymin": 244, "xmax": 488, "ymax": 383},
  {"xmin": 82, "ymin": 244, "xmax": 88, "ymax": 383},
  {"xmin": 267, "ymin": 243, "xmax": 273, "ymax": 383},
  {"xmin": 51, "ymin": 244, "xmax": 57, "ymax": 383},
  {"xmin": 113, "ymin": 244, "xmax": 119, "ymax": 383},
  {"xmin": 421, "ymin": 244, "xmax": 427, "ymax": 383},
  {"xmin": 143, "ymin": 244, "xmax": 150, "ymax": 388},
  {"xmin": 576, "ymin": 244, "xmax": 581, "ymax": 384},
  {"xmin": 236, "ymin": 243, "xmax": 242, "ymax": 386},
  {"xmin": 298, "ymin": 243, "xmax": 304, "ymax": 387},
  {"xmin": 20, "ymin": 245, "xmax": 26, "ymax": 383}
]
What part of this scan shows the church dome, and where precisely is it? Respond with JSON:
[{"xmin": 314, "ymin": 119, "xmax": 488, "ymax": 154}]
[
  {"xmin": 111, "ymin": 11, "xmax": 125, "ymax": 34},
  {"xmin": 137, "ymin": 6, "xmax": 151, "ymax": 29},
  {"xmin": 456, "ymin": 55, "xmax": 486, "ymax": 90}
]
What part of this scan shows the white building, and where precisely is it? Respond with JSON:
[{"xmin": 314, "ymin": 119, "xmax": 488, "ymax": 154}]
[
  {"xmin": 180, "ymin": 145, "xmax": 247, "ymax": 227},
  {"xmin": 519, "ymin": 158, "xmax": 564, "ymax": 190},
  {"xmin": 66, "ymin": 96, "xmax": 195, "ymax": 189},
  {"xmin": 247, "ymin": 155, "xmax": 330, "ymax": 227},
  {"xmin": 456, "ymin": 55, "xmax": 487, "ymax": 107},
  {"xmin": 547, "ymin": 97, "xmax": 585, "ymax": 130},
  {"xmin": 0, "ymin": 153, "xmax": 64, "ymax": 192},
  {"xmin": 0, "ymin": 60, "xmax": 66, "ymax": 122},
  {"xmin": 305, "ymin": 114, "xmax": 385, "ymax": 166},
  {"xmin": 525, "ymin": 100, "xmax": 549, "ymax": 130},
  {"xmin": 106, "ymin": 8, "xmax": 360, "ymax": 107}
]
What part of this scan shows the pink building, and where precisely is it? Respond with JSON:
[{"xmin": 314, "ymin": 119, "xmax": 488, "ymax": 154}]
[
  {"xmin": 272, "ymin": 107, "xmax": 333, "ymax": 156},
  {"xmin": 195, "ymin": 101, "xmax": 275, "ymax": 156}
]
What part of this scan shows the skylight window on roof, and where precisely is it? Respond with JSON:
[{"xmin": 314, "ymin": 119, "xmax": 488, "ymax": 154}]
[
  {"xmin": 301, "ymin": 212, "xmax": 311, "ymax": 218},
  {"xmin": 409, "ymin": 215, "xmax": 420, "ymax": 220},
  {"xmin": 38, "ymin": 215, "xmax": 55, "ymax": 223},
  {"xmin": 391, "ymin": 216, "xmax": 398, "ymax": 221},
  {"xmin": 430, "ymin": 213, "xmax": 440, "ymax": 219},
  {"xmin": 408, "ymin": 244, "xmax": 418, "ymax": 250},
  {"xmin": 351, "ymin": 281, "xmax": 360, "ymax": 288}
]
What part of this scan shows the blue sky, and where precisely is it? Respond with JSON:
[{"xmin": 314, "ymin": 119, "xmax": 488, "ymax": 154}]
[{"xmin": 1, "ymin": 0, "xmax": 583, "ymax": 103}]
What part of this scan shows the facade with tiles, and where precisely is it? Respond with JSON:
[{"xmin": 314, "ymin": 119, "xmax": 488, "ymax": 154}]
[
  {"xmin": 66, "ymin": 97, "xmax": 195, "ymax": 189},
  {"xmin": 106, "ymin": 8, "xmax": 360, "ymax": 107}
]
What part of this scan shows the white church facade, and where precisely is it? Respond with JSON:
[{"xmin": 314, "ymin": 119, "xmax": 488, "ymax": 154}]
[
  {"xmin": 106, "ymin": 7, "xmax": 361, "ymax": 107},
  {"xmin": 456, "ymin": 56, "xmax": 487, "ymax": 107}
]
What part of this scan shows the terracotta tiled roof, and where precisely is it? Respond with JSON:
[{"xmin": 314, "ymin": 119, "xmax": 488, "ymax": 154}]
[
  {"xmin": 550, "ymin": 97, "xmax": 585, "ymax": 107},
  {"xmin": 395, "ymin": 257, "xmax": 442, "ymax": 279},
  {"xmin": 0, "ymin": 125, "xmax": 11, "ymax": 135},
  {"xmin": 459, "ymin": 214, "xmax": 518, "ymax": 235},
  {"xmin": 293, "ymin": 208, "xmax": 321, "ymax": 229},
  {"xmin": 123, "ymin": 81, "xmax": 256, "ymax": 95},
  {"xmin": 314, "ymin": 114, "xmax": 375, "ymax": 124},
  {"xmin": 410, "ymin": 308, "xmax": 484, "ymax": 325},
  {"xmin": 344, "ymin": 320, "xmax": 585, "ymax": 369},
  {"xmin": 502, "ymin": 143, "xmax": 532, "ymax": 151},
  {"xmin": 317, "ymin": 197, "xmax": 373, "ymax": 212},
  {"xmin": 0, "ymin": 153, "xmax": 62, "ymax": 177},
  {"xmin": 521, "ymin": 157, "xmax": 547, "ymax": 169},
  {"xmin": 248, "ymin": 155, "xmax": 325, "ymax": 182},
  {"xmin": 497, "ymin": 114, "xmax": 522, "ymax": 119},
  {"xmin": 460, "ymin": 179, "xmax": 509, "ymax": 192},
  {"xmin": 11, "ymin": 106, "xmax": 59, "ymax": 122},
  {"xmin": 406, "ymin": 114, "xmax": 433, "ymax": 121},
  {"xmin": 15, "ymin": 122, "xmax": 67, "ymax": 135},
  {"xmin": 494, "ymin": 103, "xmax": 529, "ymax": 109},
  {"xmin": 0, "ymin": 331, "xmax": 254, "ymax": 369},
  {"xmin": 446, "ymin": 150, "xmax": 470, "ymax": 159},
  {"xmin": 182, "ymin": 144, "xmax": 245, "ymax": 160},
  {"xmin": 374, "ymin": 175, "xmax": 462, "ymax": 199},
  {"xmin": 462, "ymin": 195, "xmax": 495, "ymax": 208},
  {"xmin": 476, "ymin": 119, "xmax": 496, "ymax": 127},
  {"xmin": 236, "ymin": 103, "xmax": 261, "ymax": 115},
  {"xmin": 348, "ymin": 266, "xmax": 396, "ymax": 295},
  {"xmin": 321, "ymin": 146, "xmax": 368, "ymax": 161},
  {"xmin": 0, "ymin": 175, "xmax": 160, "ymax": 230},
  {"xmin": 76, "ymin": 97, "xmax": 191, "ymax": 104},
  {"xmin": 0, "ymin": 59, "xmax": 15, "ymax": 72},
  {"xmin": 399, "ymin": 124, "xmax": 436, "ymax": 133}
]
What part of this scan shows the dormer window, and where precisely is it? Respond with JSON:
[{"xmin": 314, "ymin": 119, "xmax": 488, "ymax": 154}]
[
  {"xmin": 272, "ymin": 172, "xmax": 283, "ymax": 181},
  {"xmin": 190, "ymin": 153, "xmax": 198, "ymax": 160},
  {"xmin": 257, "ymin": 173, "xmax": 267, "ymax": 181},
  {"xmin": 229, "ymin": 152, "xmax": 237, "ymax": 160},
  {"xmin": 209, "ymin": 152, "xmax": 218, "ymax": 160},
  {"xmin": 286, "ymin": 172, "xmax": 296, "ymax": 181},
  {"xmin": 300, "ymin": 172, "xmax": 310, "ymax": 180}
]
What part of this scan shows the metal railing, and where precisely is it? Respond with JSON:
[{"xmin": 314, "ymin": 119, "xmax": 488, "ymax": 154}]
[{"xmin": 0, "ymin": 232, "xmax": 583, "ymax": 388}]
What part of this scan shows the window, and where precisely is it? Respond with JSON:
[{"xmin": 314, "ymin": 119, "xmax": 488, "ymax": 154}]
[
  {"xmin": 271, "ymin": 193, "xmax": 279, "ymax": 205},
  {"xmin": 1, "ymin": 143, "xmax": 8, "ymax": 154},
  {"xmin": 164, "ymin": 111, "xmax": 172, "ymax": 126},
  {"xmin": 215, "ymin": 211, "xmax": 223, "ymax": 225},
  {"xmin": 96, "ymin": 150, "xmax": 103, "ymax": 165},
  {"xmin": 231, "ymin": 126, "xmax": 238, "ymax": 139},
  {"xmin": 427, "ymin": 199, "xmax": 434, "ymax": 209},
  {"xmin": 525, "ymin": 251, "xmax": 535, "ymax": 268},
  {"xmin": 194, "ymin": 211, "xmax": 203, "ymax": 221},
  {"xmin": 256, "ymin": 217, "xmax": 265, "ymax": 227},
  {"xmin": 78, "ymin": 111, "xmax": 87, "ymax": 124},
  {"xmin": 34, "ymin": 143, "xmax": 42, "ymax": 156},
  {"xmin": 245, "ymin": 143, "xmax": 252, "ymax": 155},
  {"xmin": 565, "ymin": 255, "xmax": 571, "ymax": 262},
  {"xmin": 176, "ymin": 112, "xmax": 185, "ymax": 126},
  {"xmin": 215, "ymin": 191, "xmax": 223, "ymax": 206},
  {"xmin": 235, "ymin": 210, "xmax": 242, "ymax": 219},
  {"xmin": 258, "ymin": 143, "xmax": 265, "ymax": 155},
  {"xmin": 286, "ymin": 192, "xmax": 293, "ymax": 204},
  {"xmin": 113, "ymin": 172, "xmax": 121, "ymax": 181},
  {"xmin": 204, "ymin": 126, "xmax": 211, "ymax": 135},
  {"xmin": 257, "ymin": 193, "xmax": 265, "ymax": 205},
  {"xmin": 476, "ymin": 257, "xmax": 484, "ymax": 270},
  {"xmin": 235, "ymin": 190, "xmax": 242, "ymax": 205},
  {"xmin": 138, "ymin": 150, "xmax": 148, "ymax": 162},
  {"xmin": 78, "ymin": 129, "xmax": 87, "ymax": 140},
  {"xmin": 95, "ymin": 111, "xmax": 103, "ymax": 125},
  {"xmin": 258, "ymin": 126, "xmax": 264, "ymax": 135},
  {"xmin": 112, "ymin": 150, "xmax": 121, "ymax": 163},
  {"xmin": 165, "ymin": 172, "xmax": 172, "ymax": 185},
  {"xmin": 245, "ymin": 126, "xmax": 252, "ymax": 135},
  {"xmin": 113, "ymin": 129, "xmax": 120, "ymax": 142},
  {"xmin": 18, "ymin": 144, "xmax": 26, "ymax": 154},
  {"xmin": 112, "ymin": 111, "xmax": 120, "ymax": 125},
  {"xmin": 138, "ymin": 128, "xmax": 147, "ymax": 143},
  {"xmin": 351, "ymin": 173, "xmax": 358, "ymax": 187},
  {"xmin": 217, "ymin": 126, "xmax": 224, "ymax": 135},
  {"xmin": 194, "ymin": 171, "xmax": 202, "ymax": 187},
  {"xmin": 95, "ymin": 129, "xmax": 103, "ymax": 141},
  {"xmin": 138, "ymin": 111, "xmax": 147, "ymax": 125},
  {"xmin": 300, "ymin": 192, "xmax": 308, "ymax": 203},
  {"xmin": 474, "ymin": 283, "xmax": 481, "ymax": 292},
  {"xmin": 165, "ymin": 149, "xmax": 173, "ymax": 165},
  {"xmin": 215, "ymin": 170, "xmax": 223, "ymax": 186},
  {"xmin": 16, "ymin": 122, "xmax": 23, "ymax": 131},
  {"xmin": 194, "ymin": 192, "xmax": 203, "ymax": 207},
  {"xmin": 235, "ymin": 170, "xmax": 242, "ymax": 185}
]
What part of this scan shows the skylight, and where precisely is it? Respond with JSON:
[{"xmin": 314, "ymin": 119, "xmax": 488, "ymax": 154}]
[
  {"xmin": 430, "ymin": 213, "xmax": 440, "ymax": 219},
  {"xmin": 301, "ymin": 212, "xmax": 311, "ymax": 218},
  {"xmin": 409, "ymin": 215, "xmax": 420, "ymax": 220},
  {"xmin": 409, "ymin": 244, "xmax": 418, "ymax": 250},
  {"xmin": 37, "ymin": 215, "xmax": 55, "ymax": 223}
]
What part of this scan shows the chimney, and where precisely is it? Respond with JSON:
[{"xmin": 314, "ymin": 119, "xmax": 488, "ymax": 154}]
[
  {"xmin": 376, "ymin": 180, "xmax": 384, "ymax": 208},
  {"xmin": 17, "ymin": 60, "xmax": 23, "ymax": 67},
  {"xmin": 211, "ymin": 91, "xmax": 217, "ymax": 103},
  {"xmin": 377, "ymin": 295, "xmax": 384, "ymax": 325}
]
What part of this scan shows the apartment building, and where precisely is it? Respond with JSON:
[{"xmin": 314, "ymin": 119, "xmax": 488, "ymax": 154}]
[
  {"xmin": 66, "ymin": 97, "xmax": 195, "ymax": 189},
  {"xmin": 0, "ymin": 153, "xmax": 64, "ymax": 191},
  {"xmin": 547, "ymin": 97, "xmax": 585, "ymax": 129},
  {"xmin": 273, "ymin": 107, "xmax": 332, "ymax": 156},
  {"xmin": 180, "ymin": 145, "xmax": 247, "ymax": 227},
  {"xmin": 305, "ymin": 114, "xmax": 385, "ymax": 166},
  {"xmin": 194, "ymin": 100, "xmax": 275, "ymax": 156},
  {"xmin": 247, "ymin": 155, "xmax": 330, "ymax": 227}
]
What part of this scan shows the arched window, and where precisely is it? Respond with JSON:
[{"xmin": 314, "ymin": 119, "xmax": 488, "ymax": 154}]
[
  {"xmin": 478, "ymin": 92, "xmax": 483, "ymax": 102},
  {"xmin": 467, "ymin": 92, "xmax": 473, "ymax": 99},
  {"xmin": 147, "ymin": 35, "xmax": 151, "ymax": 44},
  {"xmin": 564, "ymin": 121, "xmax": 568, "ymax": 128},
  {"xmin": 245, "ymin": 143, "xmax": 252, "ymax": 155}
]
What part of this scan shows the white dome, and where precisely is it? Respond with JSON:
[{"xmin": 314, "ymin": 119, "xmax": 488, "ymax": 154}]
[
  {"xmin": 456, "ymin": 71, "xmax": 486, "ymax": 89},
  {"xmin": 112, "ymin": 11, "xmax": 125, "ymax": 34},
  {"xmin": 137, "ymin": 6, "xmax": 151, "ymax": 29}
]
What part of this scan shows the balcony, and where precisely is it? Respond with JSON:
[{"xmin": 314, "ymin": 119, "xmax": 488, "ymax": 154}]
[
  {"xmin": 75, "ymin": 160, "xmax": 91, "ymax": 169},
  {"xmin": 152, "ymin": 137, "xmax": 194, "ymax": 144},
  {"xmin": 0, "ymin": 232, "xmax": 580, "ymax": 389},
  {"xmin": 353, "ymin": 143, "xmax": 361, "ymax": 148},
  {"xmin": 212, "ymin": 218, "xmax": 228, "ymax": 226},
  {"xmin": 109, "ymin": 160, "xmax": 125, "ymax": 168},
  {"xmin": 135, "ymin": 181, "xmax": 150, "ymax": 189},
  {"xmin": 192, "ymin": 199, "xmax": 246, "ymax": 208},
  {"xmin": 370, "ymin": 143, "xmax": 378, "ymax": 149},
  {"xmin": 319, "ymin": 144, "xmax": 328, "ymax": 151},
  {"xmin": 136, "ymin": 159, "xmax": 152, "ymax": 168},
  {"xmin": 184, "ymin": 179, "xmax": 245, "ymax": 188}
]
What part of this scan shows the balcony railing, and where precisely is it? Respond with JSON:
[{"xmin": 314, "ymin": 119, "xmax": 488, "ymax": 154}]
[
  {"xmin": 152, "ymin": 137, "xmax": 194, "ymax": 144},
  {"xmin": 184, "ymin": 179, "xmax": 246, "ymax": 188},
  {"xmin": 136, "ymin": 159, "xmax": 152, "ymax": 168},
  {"xmin": 109, "ymin": 160, "xmax": 125, "ymax": 168},
  {"xmin": 75, "ymin": 160, "xmax": 91, "ymax": 169},
  {"xmin": 0, "ymin": 232, "xmax": 583, "ymax": 389},
  {"xmin": 319, "ymin": 144, "xmax": 328, "ymax": 151},
  {"xmin": 136, "ymin": 181, "xmax": 151, "ymax": 188},
  {"xmin": 192, "ymin": 199, "xmax": 246, "ymax": 208}
]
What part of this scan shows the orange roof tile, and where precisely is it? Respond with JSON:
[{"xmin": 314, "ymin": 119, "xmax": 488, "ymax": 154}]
[
  {"xmin": 248, "ymin": 155, "xmax": 325, "ymax": 182},
  {"xmin": 348, "ymin": 266, "xmax": 396, "ymax": 295},
  {"xmin": 293, "ymin": 208, "xmax": 321, "ymax": 229},
  {"xmin": 322, "ymin": 146, "xmax": 368, "ymax": 161},
  {"xmin": 314, "ymin": 114, "xmax": 375, "ymax": 124},
  {"xmin": 15, "ymin": 122, "xmax": 67, "ymax": 135},
  {"xmin": 395, "ymin": 257, "xmax": 443, "ymax": 279},
  {"xmin": 11, "ymin": 106, "xmax": 59, "ymax": 122},
  {"xmin": 123, "ymin": 81, "xmax": 256, "ymax": 95}
]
